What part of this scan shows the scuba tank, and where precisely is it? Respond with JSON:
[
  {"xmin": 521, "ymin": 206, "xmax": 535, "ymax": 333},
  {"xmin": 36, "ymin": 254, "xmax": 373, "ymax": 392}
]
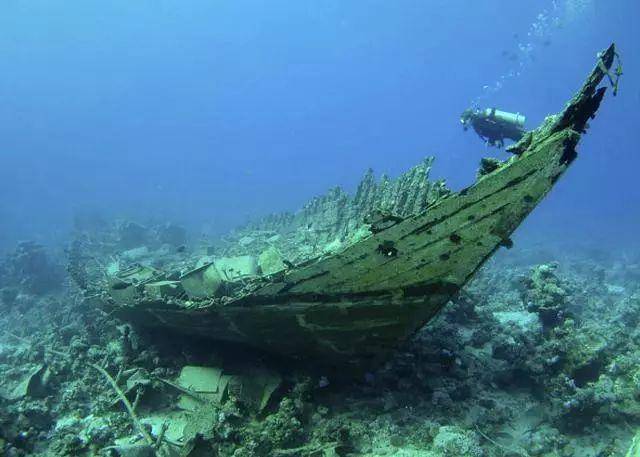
[{"xmin": 483, "ymin": 108, "xmax": 526, "ymax": 129}]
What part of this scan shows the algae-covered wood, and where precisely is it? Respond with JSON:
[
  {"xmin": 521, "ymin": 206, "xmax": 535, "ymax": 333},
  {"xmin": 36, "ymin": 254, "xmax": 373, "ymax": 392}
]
[{"xmin": 107, "ymin": 44, "xmax": 617, "ymax": 369}]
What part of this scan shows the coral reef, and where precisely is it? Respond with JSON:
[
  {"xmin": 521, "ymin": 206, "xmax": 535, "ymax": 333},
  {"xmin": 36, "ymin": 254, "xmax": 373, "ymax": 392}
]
[
  {"xmin": 0, "ymin": 241, "xmax": 63, "ymax": 297},
  {"xmin": 1, "ymin": 238, "xmax": 639, "ymax": 456}
]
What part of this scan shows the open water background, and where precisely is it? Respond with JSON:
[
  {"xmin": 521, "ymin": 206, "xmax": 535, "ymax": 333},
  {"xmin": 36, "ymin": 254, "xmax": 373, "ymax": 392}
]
[{"xmin": 0, "ymin": 0, "xmax": 637, "ymax": 253}]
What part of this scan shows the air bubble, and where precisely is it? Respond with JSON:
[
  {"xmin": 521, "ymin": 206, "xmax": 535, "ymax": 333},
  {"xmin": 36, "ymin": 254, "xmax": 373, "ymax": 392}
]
[{"xmin": 471, "ymin": 1, "xmax": 593, "ymax": 108}]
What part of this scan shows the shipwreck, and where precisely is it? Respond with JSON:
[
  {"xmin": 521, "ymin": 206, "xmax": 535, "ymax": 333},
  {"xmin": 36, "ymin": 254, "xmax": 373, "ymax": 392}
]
[{"xmin": 73, "ymin": 44, "xmax": 618, "ymax": 370}]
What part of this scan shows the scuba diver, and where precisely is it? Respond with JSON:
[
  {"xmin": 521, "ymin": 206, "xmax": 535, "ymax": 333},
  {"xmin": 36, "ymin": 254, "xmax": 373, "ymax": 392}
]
[{"xmin": 461, "ymin": 107, "xmax": 526, "ymax": 148}]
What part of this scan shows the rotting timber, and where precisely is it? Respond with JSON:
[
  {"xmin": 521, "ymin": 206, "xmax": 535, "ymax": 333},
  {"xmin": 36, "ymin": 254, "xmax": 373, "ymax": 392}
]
[{"xmin": 78, "ymin": 44, "xmax": 618, "ymax": 370}]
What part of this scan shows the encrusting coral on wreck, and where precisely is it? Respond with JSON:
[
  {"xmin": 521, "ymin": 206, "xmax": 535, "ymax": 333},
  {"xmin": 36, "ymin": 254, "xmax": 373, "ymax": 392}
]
[{"xmin": 232, "ymin": 156, "xmax": 449, "ymax": 264}]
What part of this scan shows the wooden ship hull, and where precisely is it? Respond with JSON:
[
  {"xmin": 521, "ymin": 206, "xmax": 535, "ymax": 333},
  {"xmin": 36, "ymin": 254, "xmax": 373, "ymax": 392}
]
[{"xmin": 90, "ymin": 45, "xmax": 617, "ymax": 369}]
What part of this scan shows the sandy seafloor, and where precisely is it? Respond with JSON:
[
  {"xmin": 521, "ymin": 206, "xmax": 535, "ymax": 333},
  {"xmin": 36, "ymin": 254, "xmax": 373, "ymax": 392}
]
[{"xmin": 1, "ymin": 235, "xmax": 639, "ymax": 457}]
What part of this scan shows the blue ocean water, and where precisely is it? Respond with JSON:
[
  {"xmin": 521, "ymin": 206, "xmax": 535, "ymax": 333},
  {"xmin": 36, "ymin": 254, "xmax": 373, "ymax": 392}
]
[{"xmin": 0, "ymin": 0, "xmax": 637, "ymax": 251}]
